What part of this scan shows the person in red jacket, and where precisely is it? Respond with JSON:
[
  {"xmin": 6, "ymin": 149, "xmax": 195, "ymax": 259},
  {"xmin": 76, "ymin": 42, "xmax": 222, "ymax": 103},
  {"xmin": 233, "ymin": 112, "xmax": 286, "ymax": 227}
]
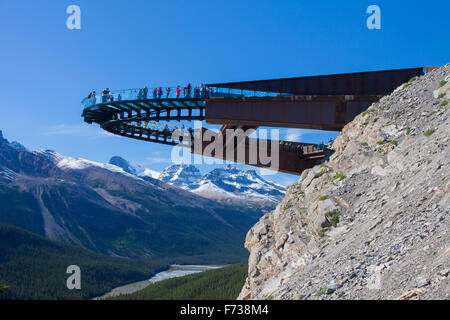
[{"xmin": 186, "ymin": 83, "xmax": 192, "ymax": 98}]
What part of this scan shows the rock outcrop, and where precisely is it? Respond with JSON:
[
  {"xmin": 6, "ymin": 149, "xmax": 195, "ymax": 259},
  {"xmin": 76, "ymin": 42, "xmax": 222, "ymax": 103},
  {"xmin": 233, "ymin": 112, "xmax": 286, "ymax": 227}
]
[{"xmin": 239, "ymin": 64, "xmax": 450, "ymax": 300}]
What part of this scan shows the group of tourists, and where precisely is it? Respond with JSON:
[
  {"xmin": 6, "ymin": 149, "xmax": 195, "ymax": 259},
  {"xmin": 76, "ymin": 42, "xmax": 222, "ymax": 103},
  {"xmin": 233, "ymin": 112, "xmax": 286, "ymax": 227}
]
[
  {"xmin": 137, "ymin": 86, "xmax": 164, "ymax": 100},
  {"xmin": 279, "ymin": 139, "xmax": 331, "ymax": 156},
  {"xmin": 85, "ymin": 83, "xmax": 214, "ymax": 107},
  {"xmin": 136, "ymin": 83, "xmax": 213, "ymax": 100},
  {"xmin": 128, "ymin": 120, "xmax": 194, "ymax": 143},
  {"xmin": 101, "ymin": 88, "xmax": 122, "ymax": 103},
  {"xmin": 143, "ymin": 121, "xmax": 192, "ymax": 135},
  {"xmin": 86, "ymin": 88, "xmax": 121, "ymax": 105},
  {"xmin": 87, "ymin": 91, "xmax": 96, "ymax": 103},
  {"xmin": 279, "ymin": 141, "xmax": 305, "ymax": 155}
]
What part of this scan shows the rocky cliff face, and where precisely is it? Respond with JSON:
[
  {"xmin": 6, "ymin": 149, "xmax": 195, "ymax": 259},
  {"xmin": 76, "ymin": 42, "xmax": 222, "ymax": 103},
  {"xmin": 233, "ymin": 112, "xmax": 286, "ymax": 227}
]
[{"xmin": 239, "ymin": 65, "xmax": 450, "ymax": 300}]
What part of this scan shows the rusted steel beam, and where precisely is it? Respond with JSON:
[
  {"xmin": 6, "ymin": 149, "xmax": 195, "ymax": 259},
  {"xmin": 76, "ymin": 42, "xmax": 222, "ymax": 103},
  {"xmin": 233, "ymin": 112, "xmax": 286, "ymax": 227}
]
[
  {"xmin": 190, "ymin": 129, "xmax": 324, "ymax": 175},
  {"xmin": 191, "ymin": 140, "xmax": 321, "ymax": 175},
  {"xmin": 205, "ymin": 96, "xmax": 376, "ymax": 130},
  {"xmin": 424, "ymin": 66, "xmax": 440, "ymax": 73},
  {"xmin": 207, "ymin": 67, "xmax": 424, "ymax": 96}
]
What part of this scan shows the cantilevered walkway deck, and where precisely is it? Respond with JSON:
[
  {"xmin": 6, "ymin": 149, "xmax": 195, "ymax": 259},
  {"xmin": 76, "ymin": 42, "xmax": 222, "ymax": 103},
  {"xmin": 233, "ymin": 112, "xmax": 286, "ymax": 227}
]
[{"xmin": 82, "ymin": 67, "xmax": 429, "ymax": 175}]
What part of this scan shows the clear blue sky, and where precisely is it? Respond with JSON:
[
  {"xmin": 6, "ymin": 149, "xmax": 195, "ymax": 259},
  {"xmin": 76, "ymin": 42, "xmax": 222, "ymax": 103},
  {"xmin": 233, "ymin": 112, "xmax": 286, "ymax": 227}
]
[{"xmin": 0, "ymin": 0, "xmax": 448, "ymax": 186}]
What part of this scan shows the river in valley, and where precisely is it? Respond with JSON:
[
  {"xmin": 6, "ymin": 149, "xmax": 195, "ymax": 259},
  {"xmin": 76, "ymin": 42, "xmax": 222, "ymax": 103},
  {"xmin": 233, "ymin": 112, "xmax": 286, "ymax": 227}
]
[{"xmin": 95, "ymin": 264, "xmax": 224, "ymax": 299}]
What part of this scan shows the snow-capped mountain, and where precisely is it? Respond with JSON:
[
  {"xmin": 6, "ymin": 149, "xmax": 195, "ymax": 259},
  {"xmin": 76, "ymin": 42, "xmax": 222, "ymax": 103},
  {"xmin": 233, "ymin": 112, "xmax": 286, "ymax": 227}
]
[
  {"xmin": 0, "ymin": 130, "xmax": 260, "ymax": 259},
  {"xmin": 53, "ymin": 150, "xmax": 285, "ymax": 211},
  {"xmin": 139, "ymin": 168, "xmax": 160, "ymax": 179},
  {"xmin": 32, "ymin": 151, "xmax": 138, "ymax": 179},
  {"xmin": 108, "ymin": 156, "xmax": 159, "ymax": 179},
  {"xmin": 190, "ymin": 165, "xmax": 285, "ymax": 206},
  {"xmin": 158, "ymin": 164, "xmax": 202, "ymax": 188},
  {"xmin": 108, "ymin": 155, "xmax": 142, "ymax": 175},
  {"xmin": 156, "ymin": 164, "xmax": 285, "ymax": 211}
]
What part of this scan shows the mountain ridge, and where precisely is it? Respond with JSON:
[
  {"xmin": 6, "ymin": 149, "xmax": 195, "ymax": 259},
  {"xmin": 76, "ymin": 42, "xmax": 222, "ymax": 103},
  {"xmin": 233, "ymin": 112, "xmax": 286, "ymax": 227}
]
[
  {"xmin": 107, "ymin": 157, "xmax": 286, "ymax": 212},
  {"xmin": 0, "ymin": 134, "xmax": 261, "ymax": 260},
  {"xmin": 189, "ymin": 165, "xmax": 285, "ymax": 210}
]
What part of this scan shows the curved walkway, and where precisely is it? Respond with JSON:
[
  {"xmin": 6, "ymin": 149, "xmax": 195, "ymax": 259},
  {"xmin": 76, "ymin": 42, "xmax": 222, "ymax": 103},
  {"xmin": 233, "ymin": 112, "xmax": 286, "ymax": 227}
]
[{"xmin": 81, "ymin": 87, "xmax": 326, "ymax": 153}]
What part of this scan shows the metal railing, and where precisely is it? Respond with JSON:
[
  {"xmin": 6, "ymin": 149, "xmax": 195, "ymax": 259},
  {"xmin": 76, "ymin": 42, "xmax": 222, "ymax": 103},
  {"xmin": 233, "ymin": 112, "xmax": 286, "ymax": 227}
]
[
  {"xmin": 82, "ymin": 85, "xmax": 297, "ymax": 108},
  {"xmin": 211, "ymin": 87, "xmax": 295, "ymax": 98},
  {"xmin": 279, "ymin": 141, "xmax": 326, "ymax": 155},
  {"xmin": 125, "ymin": 121, "xmax": 193, "ymax": 135},
  {"xmin": 82, "ymin": 85, "xmax": 215, "ymax": 108},
  {"xmin": 113, "ymin": 119, "xmax": 327, "ymax": 154}
]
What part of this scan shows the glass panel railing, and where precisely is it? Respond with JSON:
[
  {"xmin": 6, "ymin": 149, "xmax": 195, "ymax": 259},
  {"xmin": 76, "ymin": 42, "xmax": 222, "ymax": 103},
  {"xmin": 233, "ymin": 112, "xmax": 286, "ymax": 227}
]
[
  {"xmin": 82, "ymin": 86, "xmax": 213, "ymax": 108},
  {"xmin": 278, "ymin": 141, "xmax": 326, "ymax": 154},
  {"xmin": 82, "ymin": 85, "xmax": 297, "ymax": 108}
]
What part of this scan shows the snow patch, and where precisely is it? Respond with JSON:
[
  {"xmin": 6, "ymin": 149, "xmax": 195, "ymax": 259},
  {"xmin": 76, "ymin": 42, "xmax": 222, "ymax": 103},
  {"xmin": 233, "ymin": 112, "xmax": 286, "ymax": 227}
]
[
  {"xmin": 139, "ymin": 168, "xmax": 160, "ymax": 179},
  {"xmin": 45, "ymin": 153, "xmax": 142, "ymax": 180}
]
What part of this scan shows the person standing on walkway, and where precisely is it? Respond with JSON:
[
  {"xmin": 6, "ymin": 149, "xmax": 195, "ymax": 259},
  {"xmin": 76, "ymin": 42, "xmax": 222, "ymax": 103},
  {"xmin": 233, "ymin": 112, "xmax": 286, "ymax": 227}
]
[
  {"xmin": 200, "ymin": 84, "xmax": 206, "ymax": 98},
  {"xmin": 163, "ymin": 124, "xmax": 169, "ymax": 133},
  {"xmin": 186, "ymin": 83, "xmax": 192, "ymax": 98},
  {"xmin": 143, "ymin": 86, "xmax": 148, "ymax": 99},
  {"xmin": 296, "ymin": 144, "xmax": 304, "ymax": 156},
  {"xmin": 86, "ymin": 92, "xmax": 93, "ymax": 106},
  {"xmin": 166, "ymin": 87, "xmax": 171, "ymax": 98},
  {"xmin": 91, "ymin": 91, "xmax": 96, "ymax": 104},
  {"xmin": 176, "ymin": 86, "xmax": 181, "ymax": 98},
  {"xmin": 102, "ymin": 88, "xmax": 109, "ymax": 103}
]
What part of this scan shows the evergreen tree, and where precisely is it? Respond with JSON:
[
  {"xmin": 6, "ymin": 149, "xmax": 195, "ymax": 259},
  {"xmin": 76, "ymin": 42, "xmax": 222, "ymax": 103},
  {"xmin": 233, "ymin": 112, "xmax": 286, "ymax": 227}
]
[{"xmin": 109, "ymin": 264, "xmax": 248, "ymax": 300}]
